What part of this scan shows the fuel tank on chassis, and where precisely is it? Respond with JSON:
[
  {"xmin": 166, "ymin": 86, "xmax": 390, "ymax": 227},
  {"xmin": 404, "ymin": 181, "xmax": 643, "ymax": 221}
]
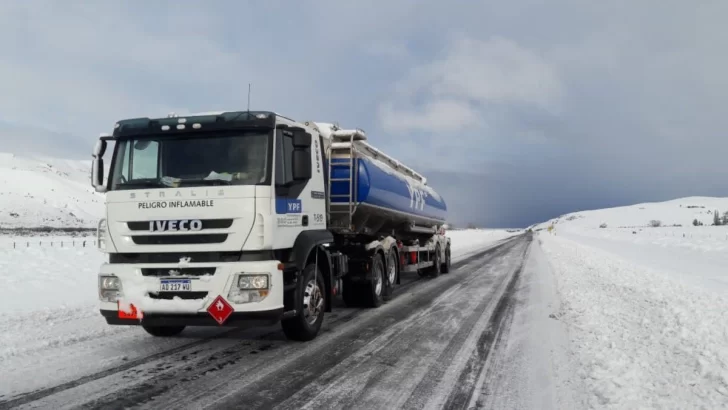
[
  {"xmin": 329, "ymin": 155, "xmax": 447, "ymax": 237},
  {"xmin": 104, "ymin": 186, "xmax": 262, "ymax": 253}
]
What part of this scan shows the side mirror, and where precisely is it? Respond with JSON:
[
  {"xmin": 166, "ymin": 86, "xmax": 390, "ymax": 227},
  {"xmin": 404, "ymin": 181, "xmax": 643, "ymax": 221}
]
[
  {"xmin": 92, "ymin": 158, "xmax": 107, "ymax": 193},
  {"xmin": 292, "ymin": 150, "xmax": 311, "ymax": 181},
  {"xmin": 292, "ymin": 130, "xmax": 311, "ymax": 148},
  {"xmin": 94, "ymin": 139, "xmax": 107, "ymax": 158}
]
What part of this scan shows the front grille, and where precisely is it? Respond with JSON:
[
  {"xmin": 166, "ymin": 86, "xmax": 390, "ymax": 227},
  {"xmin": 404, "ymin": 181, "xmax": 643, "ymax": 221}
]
[
  {"xmin": 141, "ymin": 267, "xmax": 217, "ymax": 277},
  {"xmin": 131, "ymin": 234, "xmax": 228, "ymax": 245},
  {"xmin": 149, "ymin": 291, "xmax": 208, "ymax": 300},
  {"xmin": 127, "ymin": 219, "xmax": 233, "ymax": 231},
  {"xmin": 108, "ymin": 250, "xmax": 283, "ymax": 264}
]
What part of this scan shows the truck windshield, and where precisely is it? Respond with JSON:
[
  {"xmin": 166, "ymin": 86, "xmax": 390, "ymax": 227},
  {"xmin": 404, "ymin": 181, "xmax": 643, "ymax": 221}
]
[{"xmin": 109, "ymin": 132, "xmax": 269, "ymax": 190}]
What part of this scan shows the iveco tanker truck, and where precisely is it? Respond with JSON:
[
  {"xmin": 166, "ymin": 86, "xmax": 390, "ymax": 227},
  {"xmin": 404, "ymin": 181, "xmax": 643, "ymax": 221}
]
[{"xmin": 91, "ymin": 110, "xmax": 450, "ymax": 341}]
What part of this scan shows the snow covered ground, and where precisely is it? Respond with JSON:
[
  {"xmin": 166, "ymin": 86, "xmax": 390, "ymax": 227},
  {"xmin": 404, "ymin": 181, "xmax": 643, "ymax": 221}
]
[
  {"xmin": 8, "ymin": 193, "xmax": 727, "ymax": 408},
  {"xmin": 0, "ymin": 152, "xmax": 104, "ymax": 229},
  {"xmin": 535, "ymin": 196, "xmax": 728, "ymax": 408},
  {"xmin": 0, "ymin": 228, "xmax": 518, "ymax": 397}
]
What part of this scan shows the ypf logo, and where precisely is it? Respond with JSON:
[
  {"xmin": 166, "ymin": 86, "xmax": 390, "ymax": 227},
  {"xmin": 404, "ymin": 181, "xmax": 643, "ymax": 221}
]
[{"xmin": 406, "ymin": 181, "xmax": 428, "ymax": 211}]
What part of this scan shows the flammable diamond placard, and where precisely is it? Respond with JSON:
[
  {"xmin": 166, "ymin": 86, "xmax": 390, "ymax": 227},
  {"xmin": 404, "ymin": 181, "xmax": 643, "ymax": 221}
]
[{"xmin": 207, "ymin": 295, "xmax": 234, "ymax": 325}]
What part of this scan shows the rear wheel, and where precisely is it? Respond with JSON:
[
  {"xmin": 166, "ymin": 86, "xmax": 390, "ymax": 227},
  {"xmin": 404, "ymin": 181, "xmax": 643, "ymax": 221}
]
[
  {"xmin": 281, "ymin": 263, "xmax": 326, "ymax": 341},
  {"xmin": 343, "ymin": 253, "xmax": 387, "ymax": 308},
  {"xmin": 362, "ymin": 253, "xmax": 386, "ymax": 307},
  {"xmin": 441, "ymin": 246, "xmax": 451, "ymax": 274},
  {"xmin": 142, "ymin": 325, "xmax": 185, "ymax": 337},
  {"xmin": 384, "ymin": 250, "xmax": 398, "ymax": 300},
  {"xmin": 429, "ymin": 246, "xmax": 441, "ymax": 278}
]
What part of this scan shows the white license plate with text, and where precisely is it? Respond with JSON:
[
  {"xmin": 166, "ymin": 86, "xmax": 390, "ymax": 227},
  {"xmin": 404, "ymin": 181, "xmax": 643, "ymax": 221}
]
[{"xmin": 159, "ymin": 279, "xmax": 192, "ymax": 292}]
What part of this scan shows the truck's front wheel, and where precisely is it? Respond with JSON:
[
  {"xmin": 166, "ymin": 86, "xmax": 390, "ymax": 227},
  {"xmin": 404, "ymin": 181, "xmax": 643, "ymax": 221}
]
[
  {"xmin": 142, "ymin": 325, "xmax": 185, "ymax": 337},
  {"xmin": 281, "ymin": 263, "xmax": 326, "ymax": 342}
]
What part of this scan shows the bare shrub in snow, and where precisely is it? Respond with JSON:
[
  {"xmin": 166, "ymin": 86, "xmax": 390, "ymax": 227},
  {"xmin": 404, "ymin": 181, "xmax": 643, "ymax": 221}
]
[
  {"xmin": 649, "ymin": 220, "xmax": 662, "ymax": 227},
  {"xmin": 599, "ymin": 223, "xmax": 607, "ymax": 228}
]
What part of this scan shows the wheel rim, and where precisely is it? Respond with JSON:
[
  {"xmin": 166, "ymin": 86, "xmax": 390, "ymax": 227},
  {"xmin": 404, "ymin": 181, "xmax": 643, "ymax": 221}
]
[
  {"xmin": 374, "ymin": 263, "xmax": 383, "ymax": 295},
  {"xmin": 387, "ymin": 255, "xmax": 396, "ymax": 285},
  {"xmin": 303, "ymin": 279, "xmax": 324, "ymax": 325}
]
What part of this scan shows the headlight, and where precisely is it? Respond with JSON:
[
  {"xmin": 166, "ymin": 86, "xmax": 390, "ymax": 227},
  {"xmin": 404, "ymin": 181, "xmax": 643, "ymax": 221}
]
[
  {"xmin": 100, "ymin": 275, "xmax": 121, "ymax": 290},
  {"xmin": 99, "ymin": 274, "xmax": 122, "ymax": 302},
  {"xmin": 228, "ymin": 273, "xmax": 270, "ymax": 304},
  {"xmin": 237, "ymin": 274, "xmax": 269, "ymax": 289},
  {"xmin": 97, "ymin": 218, "xmax": 108, "ymax": 251}
]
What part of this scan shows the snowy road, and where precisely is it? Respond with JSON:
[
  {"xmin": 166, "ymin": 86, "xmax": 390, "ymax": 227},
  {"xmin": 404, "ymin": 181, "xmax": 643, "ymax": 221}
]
[{"xmin": 0, "ymin": 233, "xmax": 568, "ymax": 410}]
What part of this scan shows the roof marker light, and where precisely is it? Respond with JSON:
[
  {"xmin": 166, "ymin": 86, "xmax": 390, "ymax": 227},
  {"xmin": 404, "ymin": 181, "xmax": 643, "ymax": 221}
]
[
  {"xmin": 162, "ymin": 125, "xmax": 170, "ymax": 131},
  {"xmin": 177, "ymin": 124, "xmax": 186, "ymax": 130},
  {"xmin": 178, "ymin": 118, "xmax": 187, "ymax": 124},
  {"xmin": 192, "ymin": 123, "xmax": 202, "ymax": 129}
]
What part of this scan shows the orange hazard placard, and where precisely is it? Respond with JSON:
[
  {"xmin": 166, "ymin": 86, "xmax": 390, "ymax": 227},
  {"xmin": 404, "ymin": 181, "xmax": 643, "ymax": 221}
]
[{"xmin": 118, "ymin": 302, "xmax": 143, "ymax": 319}]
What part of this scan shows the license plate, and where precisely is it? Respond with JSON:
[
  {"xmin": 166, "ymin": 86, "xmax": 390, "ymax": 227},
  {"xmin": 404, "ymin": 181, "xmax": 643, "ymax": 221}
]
[{"xmin": 159, "ymin": 279, "xmax": 192, "ymax": 292}]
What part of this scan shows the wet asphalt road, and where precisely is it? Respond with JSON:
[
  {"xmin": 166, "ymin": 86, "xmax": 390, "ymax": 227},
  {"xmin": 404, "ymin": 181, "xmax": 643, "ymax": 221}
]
[{"xmin": 2, "ymin": 233, "xmax": 533, "ymax": 410}]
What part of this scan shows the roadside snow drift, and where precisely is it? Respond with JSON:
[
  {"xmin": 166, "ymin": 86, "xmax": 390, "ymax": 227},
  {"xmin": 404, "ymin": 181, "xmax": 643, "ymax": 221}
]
[
  {"xmin": 539, "ymin": 233, "xmax": 728, "ymax": 407},
  {"xmin": 534, "ymin": 196, "xmax": 728, "ymax": 407},
  {"xmin": 0, "ymin": 153, "xmax": 104, "ymax": 228}
]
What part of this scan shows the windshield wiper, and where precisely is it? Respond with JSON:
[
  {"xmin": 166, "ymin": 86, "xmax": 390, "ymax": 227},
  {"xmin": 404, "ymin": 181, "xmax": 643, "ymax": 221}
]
[
  {"xmin": 182, "ymin": 178, "xmax": 233, "ymax": 186},
  {"xmin": 116, "ymin": 179, "xmax": 166, "ymax": 188}
]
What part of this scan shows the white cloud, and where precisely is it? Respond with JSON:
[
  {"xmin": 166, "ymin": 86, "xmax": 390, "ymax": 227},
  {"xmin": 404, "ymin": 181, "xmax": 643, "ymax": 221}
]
[
  {"xmin": 378, "ymin": 99, "xmax": 483, "ymax": 134},
  {"xmin": 378, "ymin": 35, "xmax": 563, "ymax": 136}
]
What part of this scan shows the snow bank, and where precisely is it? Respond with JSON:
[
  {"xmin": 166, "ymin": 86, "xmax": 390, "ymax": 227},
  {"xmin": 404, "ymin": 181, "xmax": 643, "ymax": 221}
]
[
  {"xmin": 0, "ymin": 235, "xmax": 104, "ymax": 314},
  {"xmin": 553, "ymin": 226, "xmax": 728, "ymax": 294},
  {"xmin": 539, "ymin": 232, "xmax": 728, "ymax": 408},
  {"xmin": 0, "ymin": 152, "xmax": 105, "ymax": 229}
]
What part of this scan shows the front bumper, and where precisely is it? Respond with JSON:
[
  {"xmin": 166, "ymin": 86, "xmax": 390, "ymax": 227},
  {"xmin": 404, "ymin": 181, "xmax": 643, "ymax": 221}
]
[
  {"xmin": 98, "ymin": 260, "xmax": 285, "ymax": 324},
  {"xmin": 100, "ymin": 309, "xmax": 285, "ymax": 327}
]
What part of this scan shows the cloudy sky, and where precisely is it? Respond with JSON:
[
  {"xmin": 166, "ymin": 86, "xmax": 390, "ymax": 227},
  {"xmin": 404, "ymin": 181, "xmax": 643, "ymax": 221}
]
[{"xmin": 1, "ymin": 1, "xmax": 726, "ymax": 228}]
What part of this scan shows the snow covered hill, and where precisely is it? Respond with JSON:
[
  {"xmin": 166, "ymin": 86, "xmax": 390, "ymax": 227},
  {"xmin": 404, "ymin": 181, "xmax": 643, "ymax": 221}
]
[
  {"xmin": 531, "ymin": 196, "xmax": 728, "ymax": 230},
  {"xmin": 0, "ymin": 152, "xmax": 104, "ymax": 229}
]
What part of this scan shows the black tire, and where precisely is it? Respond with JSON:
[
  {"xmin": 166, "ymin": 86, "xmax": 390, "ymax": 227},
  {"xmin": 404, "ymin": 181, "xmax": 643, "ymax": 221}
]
[
  {"xmin": 142, "ymin": 325, "xmax": 185, "ymax": 337},
  {"xmin": 441, "ymin": 246, "xmax": 451, "ymax": 274},
  {"xmin": 383, "ymin": 249, "xmax": 398, "ymax": 300},
  {"xmin": 281, "ymin": 263, "xmax": 326, "ymax": 341},
  {"xmin": 362, "ymin": 253, "xmax": 386, "ymax": 308},
  {"xmin": 429, "ymin": 246, "xmax": 442, "ymax": 278}
]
